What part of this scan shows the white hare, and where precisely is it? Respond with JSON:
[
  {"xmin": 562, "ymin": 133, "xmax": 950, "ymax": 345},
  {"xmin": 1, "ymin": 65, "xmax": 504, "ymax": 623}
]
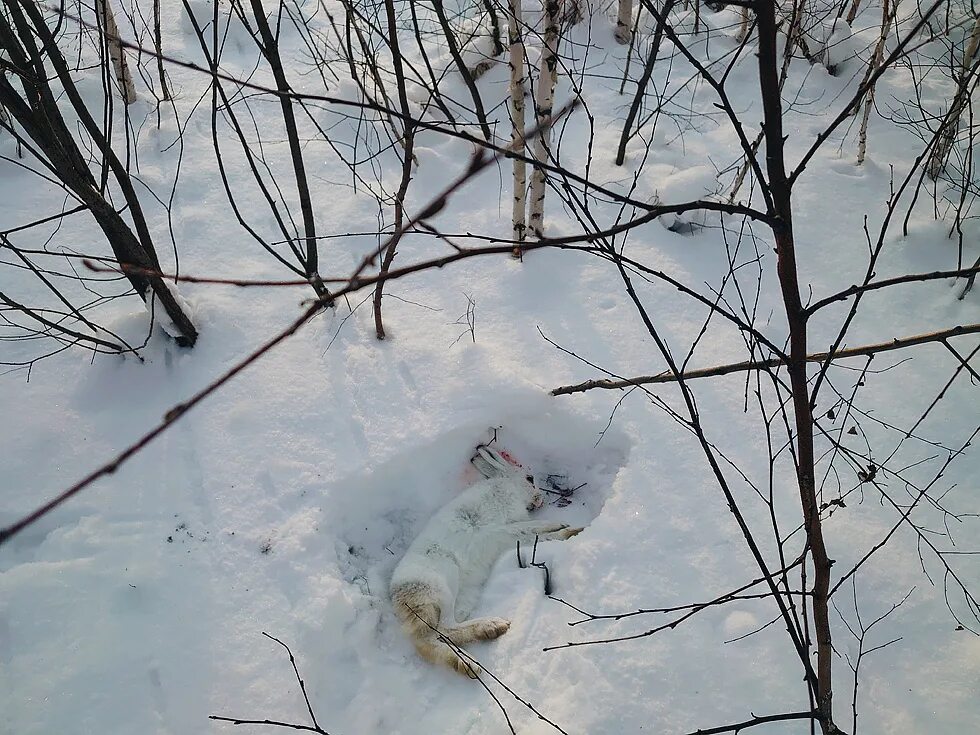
[{"xmin": 389, "ymin": 446, "xmax": 583, "ymax": 677}]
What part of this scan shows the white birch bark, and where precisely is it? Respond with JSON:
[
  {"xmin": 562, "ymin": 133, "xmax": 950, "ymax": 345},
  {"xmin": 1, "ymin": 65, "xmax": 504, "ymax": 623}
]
[
  {"xmin": 736, "ymin": 6, "xmax": 750, "ymax": 43},
  {"xmin": 615, "ymin": 0, "xmax": 633, "ymax": 44},
  {"xmin": 857, "ymin": 0, "xmax": 892, "ymax": 165},
  {"xmin": 509, "ymin": 0, "xmax": 528, "ymax": 249},
  {"xmin": 528, "ymin": 0, "xmax": 559, "ymax": 240},
  {"xmin": 926, "ymin": 13, "xmax": 980, "ymax": 178},
  {"xmin": 97, "ymin": 0, "xmax": 137, "ymax": 104}
]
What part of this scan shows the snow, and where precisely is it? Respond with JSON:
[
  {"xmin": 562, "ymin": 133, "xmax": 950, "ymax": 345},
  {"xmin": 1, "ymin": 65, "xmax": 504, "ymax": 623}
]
[{"xmin": 1, "ymin": 2, "xmax": 978, "ymax": 735}]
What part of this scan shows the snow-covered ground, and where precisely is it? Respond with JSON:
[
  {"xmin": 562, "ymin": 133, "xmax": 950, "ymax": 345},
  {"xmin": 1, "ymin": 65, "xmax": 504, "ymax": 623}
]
[{"xmin": 1, "ymin": 2, "xmax": 977, "ymax": 734}]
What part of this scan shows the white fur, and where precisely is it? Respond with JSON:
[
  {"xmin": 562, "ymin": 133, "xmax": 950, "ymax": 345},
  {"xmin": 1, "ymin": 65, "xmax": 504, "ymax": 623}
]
[{"xmin": 389, "ymin": 447, "xmax": 582, "ymax": 677}]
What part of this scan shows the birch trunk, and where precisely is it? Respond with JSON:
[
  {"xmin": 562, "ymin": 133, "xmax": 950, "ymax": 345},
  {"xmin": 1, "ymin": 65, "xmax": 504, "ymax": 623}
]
[
  {"xmin": 856, "ymin": 0, "xmax": 892, "ymax": 165},
  {"xmin": 529, "ymin": 0, "xmax": 559, "ymax": 239},
  {"xmin": 509, "ymin": 0, "xmax": 527, "ymax": 251},
  {"xmin": 96, "ymin": 0, "xmax": 137, "ymax": 104},
  {"xmin": 736, "ymin": 6, "xmax": 749, "ymax": 42},
  {"xmin": 926, "ymin": 14, "xmax": 980, "ymax": 178},
  {"xmin": 615, "ymin": 0, "xmax": 633, "ymax": 44}
]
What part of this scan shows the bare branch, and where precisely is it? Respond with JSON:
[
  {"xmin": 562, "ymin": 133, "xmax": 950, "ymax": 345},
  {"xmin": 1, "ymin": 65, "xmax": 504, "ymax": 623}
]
[{"xmin": 552, "ymin": 324, "xmax": 980, "ymax": 395}]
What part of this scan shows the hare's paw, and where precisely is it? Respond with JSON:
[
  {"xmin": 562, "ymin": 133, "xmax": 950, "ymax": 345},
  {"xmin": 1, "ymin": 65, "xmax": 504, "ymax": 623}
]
[
  {"xmin": 527, "ymin": 491, "xmax": 545, "ymax": 511},
  {"xmin": 474, "ymin": 617, "xmax": 511, "ymax": 640},
  {"xmin": 448, "ymin": 616, "xmax": 512, "ymax": 644}
]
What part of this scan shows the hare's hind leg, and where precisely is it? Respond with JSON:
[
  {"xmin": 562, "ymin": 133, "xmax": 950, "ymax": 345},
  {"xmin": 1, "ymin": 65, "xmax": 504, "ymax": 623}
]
[
  {"xmin": 392, "ymin": 584, "xmax": 481, "ymax": 677},
  {"xmin": 543, "ymin": 526, "xmax": 584, "ymax": 540},
  {"xmin": 391, "ymin": 583, "xmax": 443, "ymax": 638},
  {"xmin": 446, "ymin": 616, "xmax": 511, "ymax": 644},
  {"xmin": 508, "ymin": 520, "xmax": 585, "ymax": 540}
]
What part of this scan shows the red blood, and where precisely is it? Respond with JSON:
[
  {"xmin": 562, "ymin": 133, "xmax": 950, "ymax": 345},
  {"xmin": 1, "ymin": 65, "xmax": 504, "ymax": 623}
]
[{"xmin": 498, "ymin": 450, "xmax": 522, "ymax": 467}]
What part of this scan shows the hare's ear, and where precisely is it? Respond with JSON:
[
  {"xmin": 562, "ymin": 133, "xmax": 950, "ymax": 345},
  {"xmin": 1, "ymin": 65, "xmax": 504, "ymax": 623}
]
[
  {"xmin": 472, "ymin": 445, "xmax": 509, "ymax": 478},
  {"xmin": 472, "ymin": 445, "xmax": 528, "ymax": 478}
]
